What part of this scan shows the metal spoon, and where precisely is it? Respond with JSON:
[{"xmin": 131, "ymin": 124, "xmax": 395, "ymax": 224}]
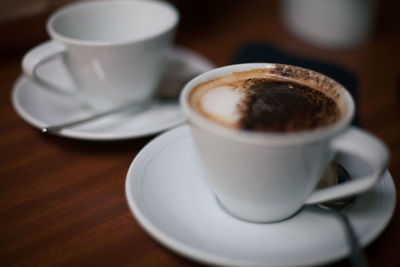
[
  {"xmin": 319, "ymin": 164, "xmax": 368, "ymax": 267},
  {"xmin": 40, "ymin": 70, "xmax": 197, "ymax": 133},
  {"xmin": 41, "ymin": 99, "xmax": 154, "ymax": 133}
]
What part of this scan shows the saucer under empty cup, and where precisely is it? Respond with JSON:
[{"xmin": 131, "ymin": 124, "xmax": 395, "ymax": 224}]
[{"xmin": 13, "ymin": 46, "xmax": 215, "ymax": 140}]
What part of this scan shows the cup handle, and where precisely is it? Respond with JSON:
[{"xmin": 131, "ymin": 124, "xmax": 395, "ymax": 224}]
[
  {"xmin": 22, "ymin": 40, "xmax": 73, "ymax": 95},
  {"xmin": 305, "ymin": 127, "xmax": 389, "ymax": 204}
]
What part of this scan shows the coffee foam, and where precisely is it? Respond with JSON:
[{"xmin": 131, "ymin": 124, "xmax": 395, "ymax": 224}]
[
  {"xmin": 201, "ymin": 85, "xmax": 245, "ymax": 125},
  {"xmin": 189, "ymin": 67, "xmax": 345, "ymax": 131},
  {"xmin": 189, "ymin": 82, "xmax": 245, "ymax": 127}
]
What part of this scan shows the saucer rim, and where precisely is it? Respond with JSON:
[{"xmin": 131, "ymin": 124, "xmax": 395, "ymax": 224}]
[
  {"xmin": 125, "ymin": 124, "xmax": 397, "ymax": 267},
  {"xmin": 11, "ymin": 46, "xmax": 214, "ymax": 141}
]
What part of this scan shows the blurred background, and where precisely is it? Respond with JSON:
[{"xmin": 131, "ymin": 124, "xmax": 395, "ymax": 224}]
[
  {"xmin": 1, "ymin": 0, "xmax": 399, "ymax": 59},
  {"xmin": 1, "ymin": 0, "xmax": 399, "ymax": 137}
]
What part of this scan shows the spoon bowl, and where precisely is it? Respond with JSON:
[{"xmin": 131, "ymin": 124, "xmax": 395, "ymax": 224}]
[{"xmin": 318, "ymin": 164, "xmax": 368, "ymax": 267}]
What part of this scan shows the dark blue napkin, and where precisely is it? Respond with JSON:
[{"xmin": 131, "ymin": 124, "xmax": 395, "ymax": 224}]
[{"xmin": 231, "ymin": 43, "xmax": 360, "ymax": 126}]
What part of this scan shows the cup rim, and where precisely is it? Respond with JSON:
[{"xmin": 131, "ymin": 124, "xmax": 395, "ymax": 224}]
[
  {"xmin": 180, "ymin": 63, "xmax": 355, "ymax": 145},
  {"xmin": 46, "ymin": 0, "xmax": 179, "ymax": 46}
]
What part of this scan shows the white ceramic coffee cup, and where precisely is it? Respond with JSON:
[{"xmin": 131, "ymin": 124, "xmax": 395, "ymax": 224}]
[
  {"xmin": 22, "ymin": 0, "xmax": 179, "ymax": 110},
  {"xmin": 180, "ymin": 63, "xmax": 389, "ymax": 223},
  {"xmin": 281, "ymin": 0, "xmax": 378, "ymax": 49}
]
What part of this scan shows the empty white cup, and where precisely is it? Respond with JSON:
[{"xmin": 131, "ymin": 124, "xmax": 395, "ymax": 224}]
[{"xmin": 22, "ymin": 0, "xmax": 179, "ymax": 110}]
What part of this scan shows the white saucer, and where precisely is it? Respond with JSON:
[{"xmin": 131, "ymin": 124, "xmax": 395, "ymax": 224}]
[
  {"xmin": 11, "ymin": 46, "xmax": 215, "ymax": 140},
  {"xmin": 125, "ymin": 125, "xmax": 396, "ymax": 267}
]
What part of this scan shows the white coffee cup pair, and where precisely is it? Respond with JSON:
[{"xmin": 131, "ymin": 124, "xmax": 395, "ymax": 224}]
[
  {"xmin": 22, "ymin": 0, "xmax": 179, "ymax": 110},
  {"xmin": 180, "ymin": 63, "xmax": 389, "ymax": 223}
]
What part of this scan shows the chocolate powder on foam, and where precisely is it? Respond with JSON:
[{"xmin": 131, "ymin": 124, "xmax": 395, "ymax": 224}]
[{"xmin": 238, "ymin": 79, "xmax": 340, "ymax": 132}]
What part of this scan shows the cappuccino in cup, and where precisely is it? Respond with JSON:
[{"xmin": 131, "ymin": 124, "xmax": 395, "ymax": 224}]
[
  {"xmin": 180, "ymin": 63, "xmax": 388, "ymax": 223},
  {"xmin": 189, "ymin": 68, "xmax": 342, "ymax": 132}
]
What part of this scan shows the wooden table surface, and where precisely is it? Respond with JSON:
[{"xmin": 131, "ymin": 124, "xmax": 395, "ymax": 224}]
[{"xmin": 1, "ymin": 1, "xmax": 399, "ymax": 266}]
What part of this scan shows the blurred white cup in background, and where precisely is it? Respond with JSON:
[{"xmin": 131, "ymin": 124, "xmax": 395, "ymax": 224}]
[
  {"xmin": 22, "ymin": 0, "xmax": 179, "ymax": 110},
  {"xmin": 281, "ymin": 0, "xmax": 378, "ymax": 50}
]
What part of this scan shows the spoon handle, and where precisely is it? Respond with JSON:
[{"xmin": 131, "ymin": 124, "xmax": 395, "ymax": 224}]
[
  {"xmin": 41, "ymin": 100, "xmax": 152, "ymax": 133},
  {"xmin": 335, "ymin": 210, "xmax": 369, "ymax": 267}
]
